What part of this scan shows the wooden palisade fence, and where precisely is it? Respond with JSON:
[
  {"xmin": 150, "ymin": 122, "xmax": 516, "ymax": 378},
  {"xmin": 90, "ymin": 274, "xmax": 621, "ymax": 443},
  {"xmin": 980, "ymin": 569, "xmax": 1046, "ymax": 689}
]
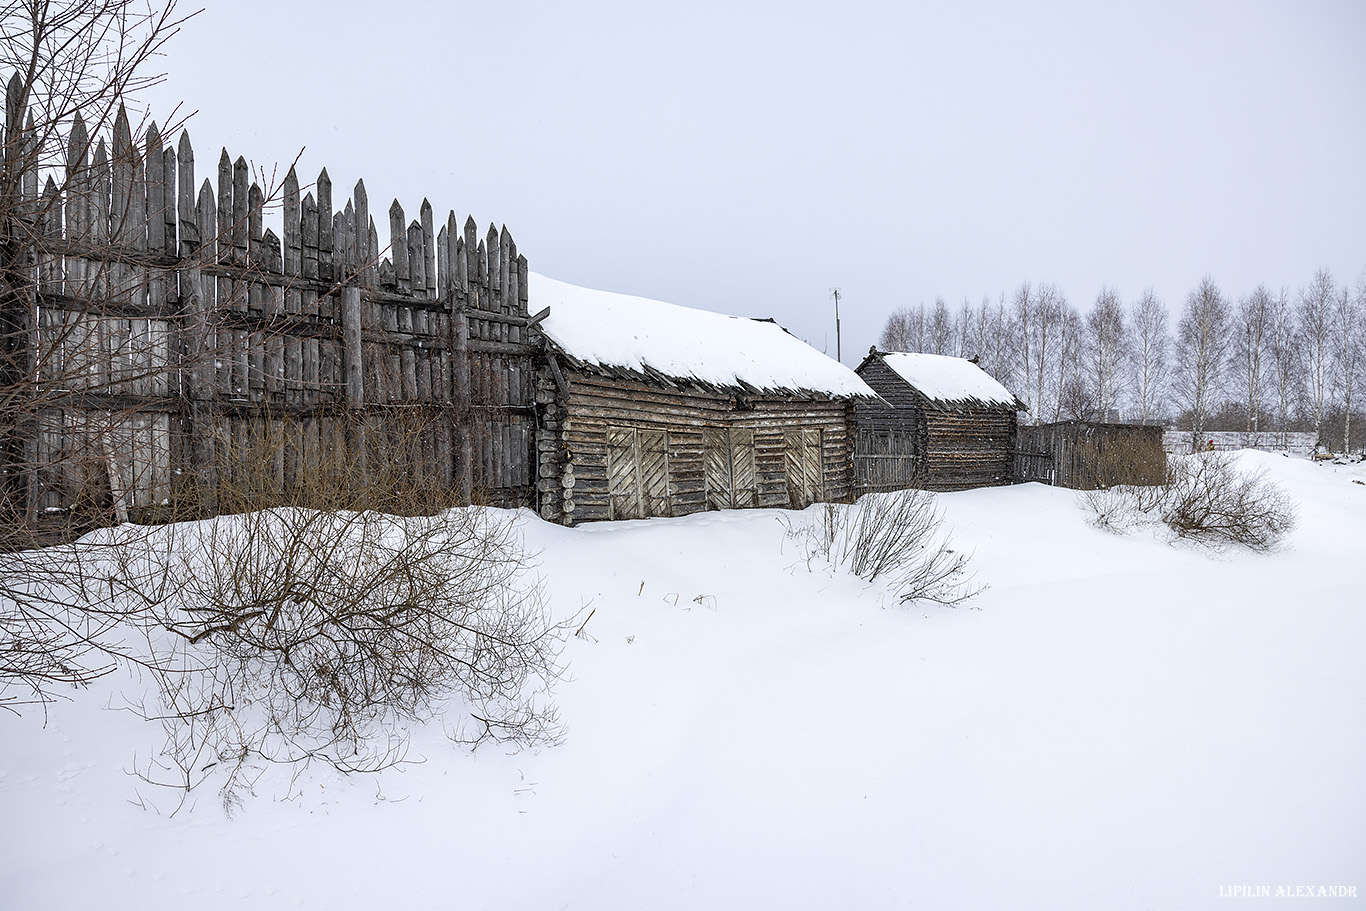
[{"xmin": 0, "ymin": 80, "xmax": 538, "ymax": 536}]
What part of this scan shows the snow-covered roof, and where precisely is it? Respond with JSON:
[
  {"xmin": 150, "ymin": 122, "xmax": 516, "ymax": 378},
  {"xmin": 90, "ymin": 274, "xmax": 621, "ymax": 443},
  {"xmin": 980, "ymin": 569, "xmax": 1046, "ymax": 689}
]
[
  {"xmin": 531, "ymin": 273, "xmax": 876, "ymax": 399},
  {"xmin": 874, "ymin": 351, "xmax": 1022, "ymax": 409}
]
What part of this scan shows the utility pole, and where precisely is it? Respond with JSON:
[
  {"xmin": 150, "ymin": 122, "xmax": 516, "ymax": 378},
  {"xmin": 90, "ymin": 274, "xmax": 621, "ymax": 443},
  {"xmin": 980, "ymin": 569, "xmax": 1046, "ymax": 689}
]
[{"xmin": 831, "ymin": 288, "xmax": 842, "ymax": 363}]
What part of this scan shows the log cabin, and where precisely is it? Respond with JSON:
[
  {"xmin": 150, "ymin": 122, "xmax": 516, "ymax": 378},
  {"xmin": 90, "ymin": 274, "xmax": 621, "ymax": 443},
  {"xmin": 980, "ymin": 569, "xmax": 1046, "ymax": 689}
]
[
  {"xmin": 530, "ymin": 275, "xmax": 878, "ymax": 524},
  {"xmin": 853, "ymin": 348, "xmax": 1025, "ymax": 492}
]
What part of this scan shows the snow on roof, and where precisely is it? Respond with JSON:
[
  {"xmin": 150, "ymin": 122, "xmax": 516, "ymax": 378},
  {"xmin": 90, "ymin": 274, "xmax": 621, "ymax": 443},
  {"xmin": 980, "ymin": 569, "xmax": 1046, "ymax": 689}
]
[
  {"xmin": 531, "ymin": 273, "xmax": 876, "ymax": 398},
  {"xmin": 878, "ymin": 352, "xmax": 1021, "ymax": 409}
]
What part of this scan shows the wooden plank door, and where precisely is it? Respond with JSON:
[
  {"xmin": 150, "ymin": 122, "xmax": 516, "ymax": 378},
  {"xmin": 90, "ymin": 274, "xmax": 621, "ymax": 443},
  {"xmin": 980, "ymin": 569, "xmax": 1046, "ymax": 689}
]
[
  {"xmin": 704, "ymin": 428, "xmax": 732, "ymax": 510},
  {"xmin": 784, "ymin": 427, "xmax": 824, "ymax": 508},
  {"xmin": 639, "ymin": 429, "xmax": 670, "ymax": 516},
  {"xmin": 607, "ymin": 427, "xmax": 642, "ymax": 519}
]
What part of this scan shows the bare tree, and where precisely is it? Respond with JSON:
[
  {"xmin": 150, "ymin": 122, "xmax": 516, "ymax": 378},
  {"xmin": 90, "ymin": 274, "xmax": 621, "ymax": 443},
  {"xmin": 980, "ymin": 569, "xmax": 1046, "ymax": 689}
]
[
  {"xmin": 2, "ymin": 0, "xmax": 195, "ymax": 710},
  {"xmin": 1174, "ymin": 276, "xmax": 1232, "ymax": 451},
  {"xmin": 1266, "ymin": 287, "xmax": 1300, "ymax": 449},
  {"xmin": 1235, "ymin": 285, "xmax": 1273, "ymax": 445},
  {"xmin": 928, "ymin": 296, "xmax": 954, "ymax": 356},
  {"xmin": 1297, "ymin": 268, "xmax": 1336, "ymax": 447},
  {"xmin": 1130, "ymin": 288, "xmax": 1169, "ymax": 425},
  {"xmin": 1011, "ymin": 282, "xmax": 1034, "ymax": 417},
  {"xmin": 1085, "ymin": 287, "xmax": 1128, "ymax": 421},
  {"xmin": 1028, "ymin": 283, "xmax": 1065, "ymax": 422},
  {"xmin": 955, "ymin": 297, "xmax": 972, "ymax": 359},
  {"xmin": 1054, "ymin": 301, "xmax": 1084, "ymax": 420},
  {"xmin": 985, "ymin": 292, "xmax": 1016, "ymax": 393},
  {"xmin": 878, "ymin": 305, "xmax": 922, "ymax": 352},
  {"xmin": 1332, "ymin": 274, "xmax": 1364, "ymax": 451}
]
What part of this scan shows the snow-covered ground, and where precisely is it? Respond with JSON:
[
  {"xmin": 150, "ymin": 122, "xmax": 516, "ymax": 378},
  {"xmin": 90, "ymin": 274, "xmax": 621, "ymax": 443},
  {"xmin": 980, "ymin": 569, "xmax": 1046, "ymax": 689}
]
[{"xmin": 3, "ymin": 451, "xmax": 1363, "ymax": 909}]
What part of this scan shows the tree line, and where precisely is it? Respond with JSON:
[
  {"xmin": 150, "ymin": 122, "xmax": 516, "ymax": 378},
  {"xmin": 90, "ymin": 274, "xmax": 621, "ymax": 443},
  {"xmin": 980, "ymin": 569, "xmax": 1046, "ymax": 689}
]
[{"xmin": 877, "ymin": 268, "xmax": 1366, "ymax": 452}]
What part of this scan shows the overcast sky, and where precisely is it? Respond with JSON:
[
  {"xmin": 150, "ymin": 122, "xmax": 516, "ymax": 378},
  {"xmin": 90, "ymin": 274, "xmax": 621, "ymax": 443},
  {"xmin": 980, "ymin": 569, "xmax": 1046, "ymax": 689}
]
[{"xmin": 141, "ymin": 0, "xmax": 1366, "ymax": 364}]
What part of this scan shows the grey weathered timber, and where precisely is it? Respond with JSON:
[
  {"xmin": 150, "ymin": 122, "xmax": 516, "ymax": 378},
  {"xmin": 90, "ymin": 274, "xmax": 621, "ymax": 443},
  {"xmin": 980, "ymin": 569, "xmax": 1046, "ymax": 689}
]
[
  {"xmin": 536, "ymin": 365, "xmax": 861, "ymax": 525},
  {"xmin": 8, "ymin": 94, "xmax": 537, "ymax": 536},
  {"xmin": 854, "ymin": 349, "xmax": 1023, "ymax": 493}
]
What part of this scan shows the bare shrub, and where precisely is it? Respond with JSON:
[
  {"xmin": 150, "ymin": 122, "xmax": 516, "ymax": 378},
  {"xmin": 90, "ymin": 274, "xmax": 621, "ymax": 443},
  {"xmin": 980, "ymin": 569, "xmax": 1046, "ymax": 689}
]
[
  {"xmin": 800, "ymin": 490, "xmax": 979, "ymax": 606},
  {"xmin": 1079, "ymin": 486, "xmax": 1144, "ymax": 534},
  {"xmin": 1, "ymin": 537, "xmax": 128, "ymax": 712},
  {"xmin": 114, "ymin": 501, "xmax": 562, "ymax": 807},
  {"xmin": 1161, "ymin": 453, "xmax": 1297, "ymax": 550},
  {"xmin": 1079, "ymin": 452, "xmax": 1296, "ymax": 551}
]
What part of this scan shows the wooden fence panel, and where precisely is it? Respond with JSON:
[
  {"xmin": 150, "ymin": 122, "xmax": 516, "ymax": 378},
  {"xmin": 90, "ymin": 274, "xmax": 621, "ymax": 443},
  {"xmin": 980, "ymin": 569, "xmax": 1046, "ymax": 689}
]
[{"xmin": 4, "ymin": 90, "xmax": 536, "ymax": 535}]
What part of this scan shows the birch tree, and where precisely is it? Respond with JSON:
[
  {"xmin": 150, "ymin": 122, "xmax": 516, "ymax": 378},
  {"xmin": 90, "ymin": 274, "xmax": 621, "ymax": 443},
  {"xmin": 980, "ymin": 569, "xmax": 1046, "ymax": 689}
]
[
  {"xmin": 878, "ymin": 305, "xmax": 923, "ymax": 352},
  {"xmin": 1235, "ymin": 286, "xmax": 1273, "ymax": 444},
  {"xmin": 1267, "ymin": 288, "xmax": 1300, "ymax": 449},
  {"xmin": 1085, "ymin": 287, "xmax": 1128, "ymax": 421},
  {"xmin": 1130, "ymin": 288, "xmax": 1169, "ymax": 425},
  {"xmin": 1332, "ymin": 276, "xmax": 1364, "ymax": 452},
  {"xmin": 928, "ymin": 297, "xmax": 954, "ymax": 356},
  {"xmin": 1174, "ymin": 276, "xmax": 1232, "ymax": 451},
  {"xmin": 1054, "ymin": 303, "xmax": 1085, "ymax": 420},
  {"xmin": 1297, "ymin": 268, "xmax": 1336, "ymax": 446},
  {"xmin": 1011, "ymin": 283, "xmax": 1034, "ymax": 417},
  {"xmin": 1029, "ymin": 283, "xmax": 1065, "ymax": 423}
]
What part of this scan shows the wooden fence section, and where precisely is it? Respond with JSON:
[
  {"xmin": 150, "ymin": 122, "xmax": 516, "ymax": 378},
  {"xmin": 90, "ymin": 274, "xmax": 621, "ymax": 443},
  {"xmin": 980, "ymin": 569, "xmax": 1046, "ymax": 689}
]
[
  {"xmin": 2, "ymin": 89, "xmax": 537, "ymax": 529},
  {"xmin": 853, "ymin": 429, "xmax": 921, "ymax": 494},
  {"xmin": 1017, "ymin": 421, "xmax": 1166, "ymax": 490}
]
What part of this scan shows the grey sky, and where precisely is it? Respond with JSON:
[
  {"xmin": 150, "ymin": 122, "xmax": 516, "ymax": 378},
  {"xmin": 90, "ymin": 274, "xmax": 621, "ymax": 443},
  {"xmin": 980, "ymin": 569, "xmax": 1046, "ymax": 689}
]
[{"xmin": 142, "ymin": 0, "xmax": 1366, "ymax": 364}]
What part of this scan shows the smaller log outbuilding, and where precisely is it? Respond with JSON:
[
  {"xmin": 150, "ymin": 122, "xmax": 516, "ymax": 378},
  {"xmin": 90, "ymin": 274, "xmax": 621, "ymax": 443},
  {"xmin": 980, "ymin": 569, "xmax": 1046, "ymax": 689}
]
[
  {"xmin": 853, "ymin": 348, "xmax": 1026, "ymax": 492},
  {"xmin": 531, "ymin": 275, "xmax": 879, "ymax": 524}
]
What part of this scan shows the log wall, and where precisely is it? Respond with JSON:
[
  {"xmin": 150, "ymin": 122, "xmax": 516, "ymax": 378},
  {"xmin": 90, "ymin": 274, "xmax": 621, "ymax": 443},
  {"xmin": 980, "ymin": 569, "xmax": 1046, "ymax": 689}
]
[
  {"xmin": 535, "ymin": 365, "xmax": 856, "ymax": 524},
  {"xmin": 854, "ymin": 354, "xmax": 1018, "ymax": 493}
]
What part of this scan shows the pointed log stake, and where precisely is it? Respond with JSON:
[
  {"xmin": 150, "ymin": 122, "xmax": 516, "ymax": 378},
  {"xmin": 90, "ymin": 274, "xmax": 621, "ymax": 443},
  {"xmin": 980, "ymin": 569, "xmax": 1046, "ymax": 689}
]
[
  {"xmin": 145, "ymin": 120, "xmax": 164, "ymax": 252},
  {"xmin": 216, "ymin": 149, "xmax": 232, "ymax": 262},
  {"xmin": 420, "ymin": 198, "xmax": 435, "ymax": 296},
  {"xmin": 487, "ymin": 222, "xmax": 500, "ymax": 292},
  {"xmin": 408, "ymin": 220, "xmax": 425, "ymax": 295},
  {"xmin": 445, "ymin": 211, "xmax": 459, "ymax": 297},
  {"xmin": 247, "ymin": 181, "xmax": 263, "ymax": 264},
  {"xmin": 178, "ymin": 131, "xmax": 196, "ymax": 255},
  {"xmin": 232, "ymin": 156, "xmax": 249, "ymax": 263},
  {"xmin": 283, "ymin": 167, "xmax": 300, "ymax": 276},
  {"xmin": 499, "ymin": 225, "xmax": 512, "ymax": 311},
  {"xmin": 162, "ymin": 146, "xmax": 177, "ymax": 253},
  {"xmin": 65, "ymin": 113, "xmax": 90, "ymax": 286},
  {"xmin": 353, "ymin": 178, "xmax": 369, "ymax": 282},
  {"xmin": 111, "ymin": 104, "xmax": 133, "ymax": 245},
  {"xmin": 456, "ymin": 236, "xmax": 467, "ymax": 294},
  {"xmin": 437, "ymin": 224, "xmax": 449, "ymax": 303},
  {"xmin": 316, "ymin": 167, "xmax": 332, "ymax": 280},
  {"xmin": 301, "ymin": 191, "xmax": 318, "ymax": 279},
  {"xmin": 389, "ymin": 199, "xmax": 408, "ymax": 291},
  {"xmin": 5, "ymin": 72, "xmax": 22, "ymax": 146},
  {"xmin": 463, "ymin": 214, "xmax": 477, "ymax": 289}
]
